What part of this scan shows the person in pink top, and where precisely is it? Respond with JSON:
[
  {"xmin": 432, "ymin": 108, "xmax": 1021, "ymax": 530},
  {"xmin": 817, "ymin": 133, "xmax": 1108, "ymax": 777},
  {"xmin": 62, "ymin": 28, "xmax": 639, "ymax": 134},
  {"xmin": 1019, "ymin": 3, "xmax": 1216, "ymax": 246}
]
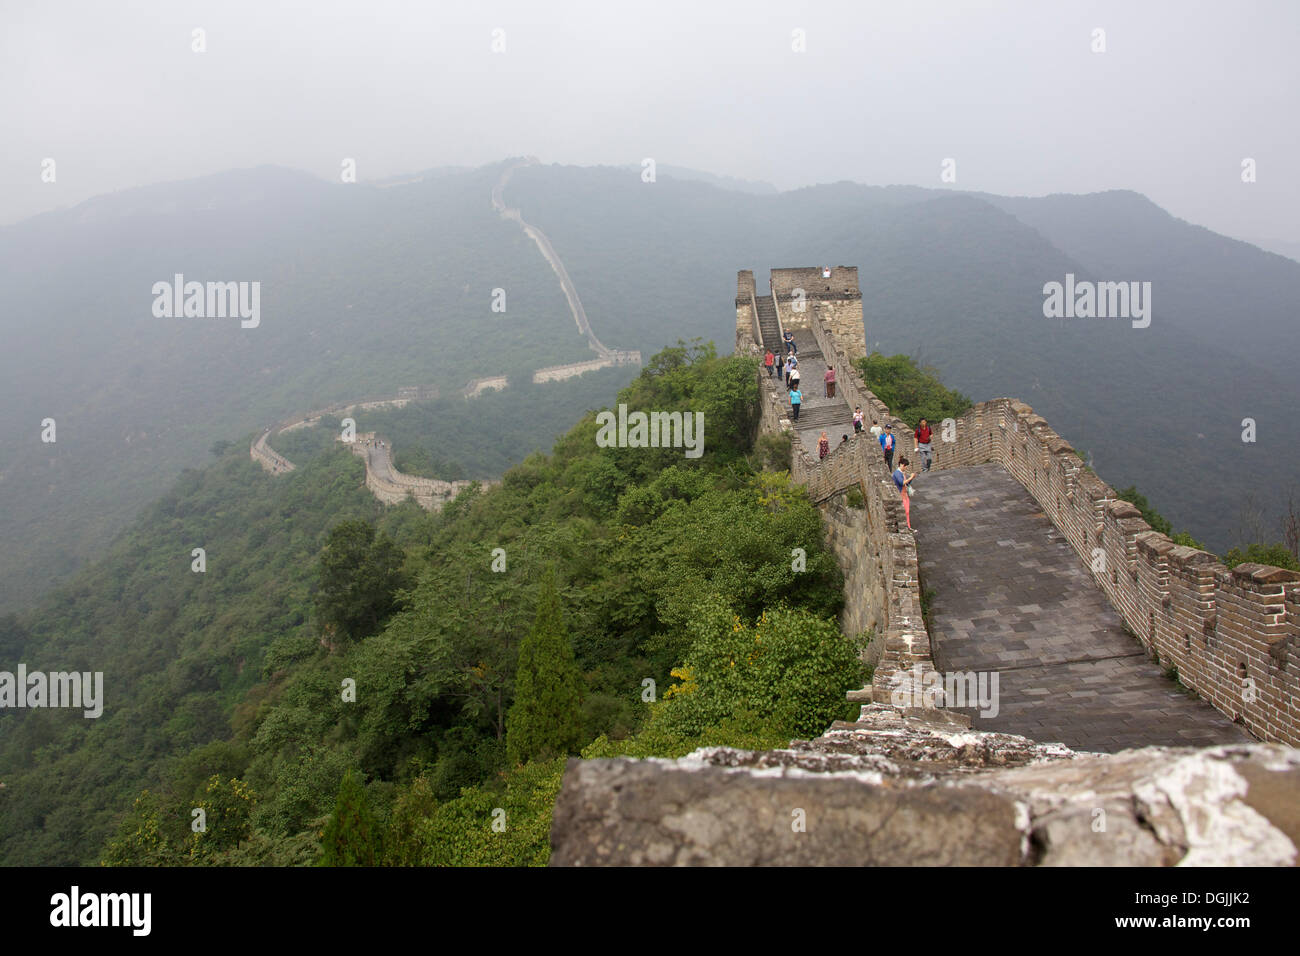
[{"xmin": 824, "ymin": 365, "xmax": 836, "ymax": 398}]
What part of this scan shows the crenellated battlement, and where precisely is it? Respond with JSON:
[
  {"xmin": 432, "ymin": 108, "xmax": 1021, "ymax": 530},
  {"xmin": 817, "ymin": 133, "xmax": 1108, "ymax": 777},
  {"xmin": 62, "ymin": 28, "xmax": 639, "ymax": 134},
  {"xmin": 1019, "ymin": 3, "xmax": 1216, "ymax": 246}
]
[{"xmin": 748, "ymin": 265, "xmax": 1300, "ymax": 745}]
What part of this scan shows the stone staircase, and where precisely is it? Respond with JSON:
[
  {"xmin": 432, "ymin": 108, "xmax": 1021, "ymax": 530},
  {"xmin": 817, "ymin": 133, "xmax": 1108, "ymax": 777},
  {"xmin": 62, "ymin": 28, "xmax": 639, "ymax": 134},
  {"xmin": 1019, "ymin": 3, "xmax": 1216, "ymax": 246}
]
[
  {"xmin": 784, "ymin": 329, "xmax": 857, "ymax": 450},
  {"xmin": 755, "ymin": 295, "xmax": 782, "ymax": 352}
]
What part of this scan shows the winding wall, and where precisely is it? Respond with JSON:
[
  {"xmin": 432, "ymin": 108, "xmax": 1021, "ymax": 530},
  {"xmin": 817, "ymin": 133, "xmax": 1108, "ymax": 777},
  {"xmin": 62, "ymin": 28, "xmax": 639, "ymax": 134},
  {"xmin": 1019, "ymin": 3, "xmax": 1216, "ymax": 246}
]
[
  {"xmin": 493, "ymin": 158, "xmax": 642, "ymax": 378},
  {"xmin": 248, "ymin": 387, "xmax": 493, "ymax": 512}
]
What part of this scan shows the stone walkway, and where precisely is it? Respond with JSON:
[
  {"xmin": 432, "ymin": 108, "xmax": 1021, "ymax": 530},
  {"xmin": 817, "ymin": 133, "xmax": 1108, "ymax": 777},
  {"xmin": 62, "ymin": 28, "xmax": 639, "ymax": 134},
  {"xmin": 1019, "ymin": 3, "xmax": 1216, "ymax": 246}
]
[
  {"xmin": 784, "ymin": 330, "xmax": 856, "ymax": 452},
  {"xmin": 908, "ymin": 462, "xmax": 1252, "ymax": 753}
]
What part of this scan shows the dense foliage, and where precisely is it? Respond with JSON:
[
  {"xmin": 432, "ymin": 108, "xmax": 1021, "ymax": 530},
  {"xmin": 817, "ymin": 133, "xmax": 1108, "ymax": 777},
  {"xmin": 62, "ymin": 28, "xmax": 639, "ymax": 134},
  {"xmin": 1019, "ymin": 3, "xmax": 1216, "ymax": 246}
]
[
  {"xmin": 854, "ymin": 352, "xmax": 972, "ymax": 426},
  {"xmin": 3, "ymin": 342, "xmax": 863, "ymax": 866},
  {"xmin": 505, "ymin": 569, "xmax": 585, "ymax": 765},
  {"xmin": 6, "ymin": 164, "xmax": 1299, "ymax": 612}
]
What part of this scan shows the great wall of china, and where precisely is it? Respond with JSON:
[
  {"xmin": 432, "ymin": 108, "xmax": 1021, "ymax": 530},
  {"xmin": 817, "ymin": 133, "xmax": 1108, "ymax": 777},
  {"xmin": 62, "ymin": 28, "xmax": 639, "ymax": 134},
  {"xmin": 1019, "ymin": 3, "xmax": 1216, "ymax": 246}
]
[
  {"xmin": 249, "ymin": 389, "xmax": 489, "ymax": 511},
  {"xmin": 550, "ymin": 264, "xmax": 1300, "ymax": 866},
  {"xmin": 737, "ymin": 266, "xmax": 1300, "ymax": 749},
  {"xmin": 492, "ymin": 158, "xmax": 642, "ymax": 382},
  {"xmin": 251, "ymin": 160, "xmax": 642, "ymax": 509}
]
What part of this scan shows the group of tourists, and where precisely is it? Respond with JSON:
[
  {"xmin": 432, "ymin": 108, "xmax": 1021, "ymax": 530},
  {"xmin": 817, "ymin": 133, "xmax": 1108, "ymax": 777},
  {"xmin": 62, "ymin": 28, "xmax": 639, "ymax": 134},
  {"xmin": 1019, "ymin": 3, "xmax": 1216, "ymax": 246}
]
[
  {"xmin": 762, "ymin": 334, "xmax": 838, "ymax": 425},
  {"xmin": 883, "ymin": 418, "xmax": 934, "ymax": 532},
  {"xmin": 835, "ymin": 404, "xmax": 939, "ymax": 533},
  {"xmin": 763, "ymin": 332, "xmax": 935, "ymax": 533}
]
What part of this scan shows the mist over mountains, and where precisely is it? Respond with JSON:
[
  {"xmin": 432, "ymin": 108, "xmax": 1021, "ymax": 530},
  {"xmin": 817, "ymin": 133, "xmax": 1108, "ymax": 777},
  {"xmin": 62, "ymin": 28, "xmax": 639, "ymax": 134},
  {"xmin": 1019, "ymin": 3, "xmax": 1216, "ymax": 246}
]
[{"xmin": 1, "ymin": 160, "xmax": 1297, "ymax": 612}]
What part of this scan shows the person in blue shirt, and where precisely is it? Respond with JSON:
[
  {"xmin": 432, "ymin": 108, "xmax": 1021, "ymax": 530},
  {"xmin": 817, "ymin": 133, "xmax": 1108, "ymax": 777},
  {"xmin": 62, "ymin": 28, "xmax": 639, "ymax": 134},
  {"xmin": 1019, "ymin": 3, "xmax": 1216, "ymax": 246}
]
[
  {"xmin": 879, "ymin": 423, "xmax": 896, "ymax": 470},
  {"xmin": 783, "ymin": 329, "xmax": 797, "ymax": 355},
  {"xmin": 789, "ymin": 387, "xmax": 802, "ymax": 421},
  {"xmin": 893, "ymin": 456, "xmax": 915, "ymax": 531}
]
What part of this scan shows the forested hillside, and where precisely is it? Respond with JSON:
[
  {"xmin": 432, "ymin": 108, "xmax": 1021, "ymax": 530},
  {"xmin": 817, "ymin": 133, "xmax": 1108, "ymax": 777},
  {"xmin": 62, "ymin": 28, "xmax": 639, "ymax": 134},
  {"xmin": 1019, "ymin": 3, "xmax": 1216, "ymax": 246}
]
[
  {"xmin": 0, "ymin": 163, "xmax": 604, "ymax": 610},
  {"xmin": 0, "ymin": 344, "xmax": 863, "ymax": 866},
  {"xmin": 3, "ymin": 159, "xmax": 1295, "ymax": 603}
]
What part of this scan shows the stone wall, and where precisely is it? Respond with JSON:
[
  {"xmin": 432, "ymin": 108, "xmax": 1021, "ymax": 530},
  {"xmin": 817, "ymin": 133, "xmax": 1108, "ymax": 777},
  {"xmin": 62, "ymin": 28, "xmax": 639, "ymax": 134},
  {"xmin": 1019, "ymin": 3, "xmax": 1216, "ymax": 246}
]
[
  {"xmin": 770, "ymin": 266, "xmax": 865, "ymax": 361},
  {"xmin": 249, "ymin": 430, "xmax": 295, "ymax": 474},
  {"xmin": 550, "ymin": 704, "xmax": 1300, "ymax": 866},
  {"xmin": 750, "ymin": 292, "xmax": 1300, "ymax": 745},
  {"xmin": 927, "ymin": 396, "xmax": 1300, "ymax": 746},
  {"xmin": 771, "ymin": 265, "xmax": 860, "ymax": 298},
  {"xmin": 754, "ymin": 342, "xmax": 938, "ymax": 708},
  {"xmin": 532, "ymin": 357, "xmax": 620, "ymax": 383},
  {"xmin": 463, "ymin": 376, "xmax": 509, "ymax": 397},
  {"xmin": 735, "ymin": 269, "xmax": 758, "ymax": 351},
  {"xmin": 341, "ymin": 437, "xmax": 490, "ymax": 511}
]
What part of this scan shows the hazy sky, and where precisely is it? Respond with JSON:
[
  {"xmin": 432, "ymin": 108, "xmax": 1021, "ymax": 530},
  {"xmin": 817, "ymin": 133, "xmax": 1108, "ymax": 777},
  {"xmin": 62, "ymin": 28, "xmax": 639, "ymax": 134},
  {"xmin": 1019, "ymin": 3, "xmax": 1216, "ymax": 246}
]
[{"xmin": 4, "ymin": 0, "xmax": 1297, "ymax": 243}]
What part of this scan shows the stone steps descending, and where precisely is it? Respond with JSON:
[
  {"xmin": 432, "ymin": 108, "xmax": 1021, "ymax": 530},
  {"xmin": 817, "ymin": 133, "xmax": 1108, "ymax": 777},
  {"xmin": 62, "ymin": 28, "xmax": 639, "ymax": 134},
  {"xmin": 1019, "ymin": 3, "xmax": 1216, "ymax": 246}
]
[
  {"xmin": 755, "ymin": 295, "xmax": 782, "ymax": 352},
  {"xmin": 782, "ymin": 329, "xmax": 855, "ymax": 449}
]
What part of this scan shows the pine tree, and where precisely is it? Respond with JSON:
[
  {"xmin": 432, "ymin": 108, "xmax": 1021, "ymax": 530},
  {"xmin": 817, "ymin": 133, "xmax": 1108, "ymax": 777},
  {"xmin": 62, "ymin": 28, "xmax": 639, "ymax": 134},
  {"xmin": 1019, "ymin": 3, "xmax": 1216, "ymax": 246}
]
[
  {"xmin": 506, "ymin": 570, "xmax": 585, "ymax": 765},
  {"xmin": 318, "ymin": 770, "xmax": 381, "ymax": 866}
]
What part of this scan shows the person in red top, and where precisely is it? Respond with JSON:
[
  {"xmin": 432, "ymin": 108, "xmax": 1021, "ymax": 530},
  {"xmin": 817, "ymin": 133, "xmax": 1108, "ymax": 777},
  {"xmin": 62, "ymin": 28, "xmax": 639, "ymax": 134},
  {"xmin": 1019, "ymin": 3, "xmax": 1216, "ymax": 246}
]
[
  {"xmin": 914, "ymin": 418, "xmax": 933, "ymax": 472},
  {"xmin": 764, "ymin": 349, "xmax": 775, "ymax": 377},
  {"xmin": 824, "ymin": 365, "xmax": 836, "ymax": 398}
]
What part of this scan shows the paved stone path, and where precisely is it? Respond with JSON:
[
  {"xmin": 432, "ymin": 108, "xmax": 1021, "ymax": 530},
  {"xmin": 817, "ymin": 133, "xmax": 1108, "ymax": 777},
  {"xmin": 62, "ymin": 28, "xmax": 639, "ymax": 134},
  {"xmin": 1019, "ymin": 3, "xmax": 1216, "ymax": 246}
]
[
  {"xmin": 784, "ymin": 329, "xmax": 856, "ymax": 452},
  {"xmin": 909, "ymin": 462, "xmax": 1251, "ymax": 753}
]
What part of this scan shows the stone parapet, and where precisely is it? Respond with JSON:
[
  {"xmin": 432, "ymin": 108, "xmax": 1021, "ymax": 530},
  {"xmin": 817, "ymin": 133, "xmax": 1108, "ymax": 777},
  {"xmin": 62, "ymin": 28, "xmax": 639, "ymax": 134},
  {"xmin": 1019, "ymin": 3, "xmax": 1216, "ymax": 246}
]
[{"xmin": 747, "ymin": 266, "xmax": 1300, "ymax": 744}]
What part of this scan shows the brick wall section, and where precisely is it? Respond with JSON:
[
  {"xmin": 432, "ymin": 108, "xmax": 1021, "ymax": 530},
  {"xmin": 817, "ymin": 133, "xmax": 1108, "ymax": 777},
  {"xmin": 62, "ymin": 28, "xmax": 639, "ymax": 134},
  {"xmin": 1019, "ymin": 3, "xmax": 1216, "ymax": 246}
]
[
  {"xmin": 751, "ymin": 324, "xmax": 940, "ymax": 708},
  {"xmin": 741, "ymin": 268, "xmax": 1300, "ymax": 741},
  {"xmin": 341, "ymin": 438, "xmax": 492, "ymax": 511},
  {"xmin": 769, "ymin": 267, "xmax": 865, "ymax": 362},
  {"xmin": 937, "ymin": 391, "xmax": 1300, "ymax": 746},
  {"xmin": 250, "ymin": 431, "xmax": 295, "ymax": 474},
  {"xmin": 736, "ymin": 270, "xmax": 759, "ymax": 352}
]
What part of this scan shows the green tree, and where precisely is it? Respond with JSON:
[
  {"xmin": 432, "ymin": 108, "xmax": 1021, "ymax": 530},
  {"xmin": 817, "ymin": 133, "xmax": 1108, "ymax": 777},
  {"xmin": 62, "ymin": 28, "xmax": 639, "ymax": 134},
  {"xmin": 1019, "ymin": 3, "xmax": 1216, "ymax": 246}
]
[
  {"xmin": 318, "ymin": 770, "xmax": 381, "ymax": 866},
  {"xmin": 854, "ymin": 352, "xmax": 972, "ymax": 425},
  {"xmin": 506, "ymin": 571, "xmax": 585, "ymax": 765},
  {"xmin": 316, "ymin": 519, "xmax": 410, "ymax": 644},
  {"xmin": 655, "ymin": 599, "xmax": 866, "ymax": 741},
  {"xmin": 187, "ymin": 775, "xmax": 256, "ymax": 860},
  {"xmin": 1223, "ymin": 542, "xmax": 1300, "ymax": 571},
  {"xmin": 101, "ymin": 790, "xmax": 184, "ymax": 867}
]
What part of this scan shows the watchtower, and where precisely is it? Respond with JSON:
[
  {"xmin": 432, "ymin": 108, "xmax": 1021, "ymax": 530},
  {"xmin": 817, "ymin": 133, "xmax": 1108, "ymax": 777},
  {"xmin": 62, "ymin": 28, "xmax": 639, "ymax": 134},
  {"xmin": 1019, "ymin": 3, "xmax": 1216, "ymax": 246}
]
[{"xmin": 736, "ymin": 266, "xmax": 866, "ymax": 361}]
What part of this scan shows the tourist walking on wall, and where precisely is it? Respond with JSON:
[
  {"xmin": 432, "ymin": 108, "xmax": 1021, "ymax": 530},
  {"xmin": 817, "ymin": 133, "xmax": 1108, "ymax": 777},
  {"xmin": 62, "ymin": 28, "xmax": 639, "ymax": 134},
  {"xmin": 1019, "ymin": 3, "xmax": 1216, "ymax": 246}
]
[
  {"xmin": 893, "ymin": 456, "xmax": 915, "ymax": 531},
  {"xmin": 880, "ymin": 424, "xmax": 896, "ymax": 470},
  {"xmin": 853, "ymin": 407, "xmax": 864, "ymax": 434},
  {"xmin": 789, "ymin": 366, "xmax": 801, "ymax": 391},
  {"xmin": 764, "ymin": 349, "xmax": 775, "ymax": 377},
  {"xmin": 783, "ymin": 329, "xmax": 796, "ymax": 355},
  {"xmin": 824, "ymin": 365, "xmax": 836, "ymax": 399},
  {"xmin": 784, "ymin": 355, "xmax": 794, "ymax": 386},
  {"xmin": 869, "ymin": 419, "xmax": 883, "ymax": 440},
  {"xmin": 819, "ymin": 431, "xmax": 830, "ymax": 460},
  {"xmin": 789, "ymin": 386, "xmax": 802, "ymax": 421},
  {"xmin": 914, "ymin": 418, "xmax": 933, "ymax": 472}
]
